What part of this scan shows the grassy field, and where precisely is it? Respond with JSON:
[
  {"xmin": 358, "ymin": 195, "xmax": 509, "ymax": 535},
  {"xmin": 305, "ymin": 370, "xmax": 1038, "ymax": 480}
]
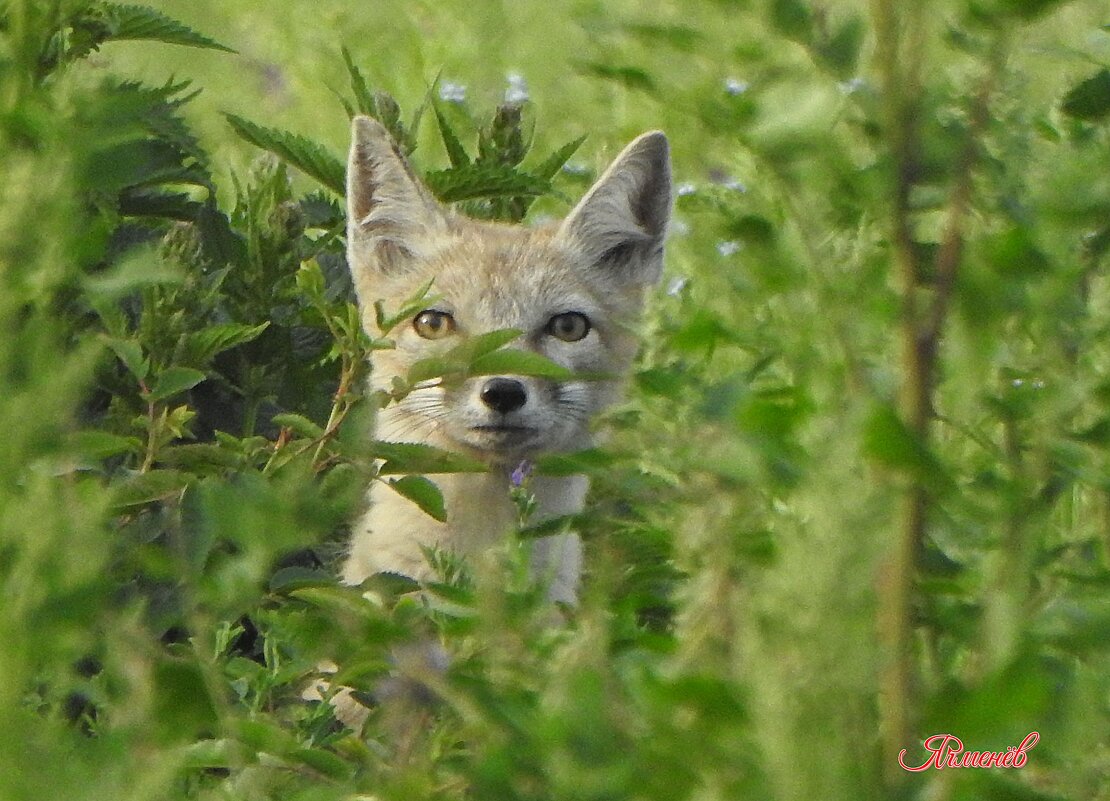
[{"xmin": 2, "ymin": 1, "xmax": 1110, "ymax": 799}]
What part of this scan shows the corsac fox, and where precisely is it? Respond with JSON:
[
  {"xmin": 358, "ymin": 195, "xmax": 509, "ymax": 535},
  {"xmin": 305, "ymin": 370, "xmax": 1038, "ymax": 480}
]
[{"xmin": 341, "ymin": 116, "xmax": 671, "ymax": 603}]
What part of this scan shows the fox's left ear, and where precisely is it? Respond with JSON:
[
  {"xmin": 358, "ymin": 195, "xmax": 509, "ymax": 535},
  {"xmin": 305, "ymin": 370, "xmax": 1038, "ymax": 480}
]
[{"xmin": 556, "ymin": 131, "xmax": 671, "ymax": 286}]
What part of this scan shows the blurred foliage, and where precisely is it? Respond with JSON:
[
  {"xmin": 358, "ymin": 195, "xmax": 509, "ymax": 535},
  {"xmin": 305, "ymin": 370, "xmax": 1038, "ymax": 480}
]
[{"xmin": 2, "ymin": 1, "xmax": 1110, "ymax": 800}]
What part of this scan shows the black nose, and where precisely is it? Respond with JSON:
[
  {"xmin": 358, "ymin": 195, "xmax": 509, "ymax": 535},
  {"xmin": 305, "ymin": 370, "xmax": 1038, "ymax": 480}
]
[{"xmin": 480, "ymin": 377, "xmax": 527, "ymax": 414}]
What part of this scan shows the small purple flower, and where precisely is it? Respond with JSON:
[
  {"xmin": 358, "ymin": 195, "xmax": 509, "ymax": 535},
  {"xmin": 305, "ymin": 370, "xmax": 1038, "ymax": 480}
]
[{"xmin": 510, "ymin": 459, "xmax": 534, "ymax": 487}]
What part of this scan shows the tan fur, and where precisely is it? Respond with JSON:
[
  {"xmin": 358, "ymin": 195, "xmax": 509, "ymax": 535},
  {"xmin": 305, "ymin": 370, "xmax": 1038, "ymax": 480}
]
[{"xmin": 341, "ymin": 117, "xmax": 671, "ymax": 603}]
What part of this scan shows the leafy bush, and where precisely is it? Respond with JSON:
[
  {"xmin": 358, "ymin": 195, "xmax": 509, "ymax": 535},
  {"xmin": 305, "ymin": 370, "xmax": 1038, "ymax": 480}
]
[{"xmin": 1, "ymin": 1, "xmax": 1109, "ymax": 800}]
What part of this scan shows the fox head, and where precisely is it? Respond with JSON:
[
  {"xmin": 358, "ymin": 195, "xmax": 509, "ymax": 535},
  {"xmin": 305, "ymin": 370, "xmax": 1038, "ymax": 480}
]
[{"xmin": 346, "ymin": 116, "xmax": 671, "ymax": 465}]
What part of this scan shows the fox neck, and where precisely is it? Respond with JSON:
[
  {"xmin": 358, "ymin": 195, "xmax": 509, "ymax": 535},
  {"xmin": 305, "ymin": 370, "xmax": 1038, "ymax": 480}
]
[
  {"xmin": 343, "ymin": 399, "xmax": 591, "ymax": 601},
  {"xmin": 342, "ymin": 467, "xmax": 587, "ymax": 602}
]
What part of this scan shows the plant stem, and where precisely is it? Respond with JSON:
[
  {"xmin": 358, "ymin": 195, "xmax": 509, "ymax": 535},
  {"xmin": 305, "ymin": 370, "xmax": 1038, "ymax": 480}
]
[
  {"xmin": 871, "ymin": 2, "xmax": 1004, "ymax": 782},
  {"xmin": 870, "ymin": 0, "xmax": 925, "ymax": 782}
]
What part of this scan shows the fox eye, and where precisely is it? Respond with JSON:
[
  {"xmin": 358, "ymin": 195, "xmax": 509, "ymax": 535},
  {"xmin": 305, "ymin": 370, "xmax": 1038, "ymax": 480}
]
[
  {"xmin": 546, "ymin": 312, "xmax": 591, "ymax": 342},
  {"xmin": 413, "ymin": 310, "xmax": 456, "ymax": 339}
]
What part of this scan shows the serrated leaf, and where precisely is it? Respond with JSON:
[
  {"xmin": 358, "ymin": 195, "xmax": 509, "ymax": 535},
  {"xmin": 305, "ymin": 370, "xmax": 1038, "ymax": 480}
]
[
  {"xmin": 157, "ymin": 444, "xmax": 245, "ymax": 472},
  {"xmin": 112, "ymin": 469, "xmax": 192, "ymax": 508},
  {"xmin": 387, "ymin": 476, "xmax": 447, "ymax": 522},
  {"xmin": 185, "ymin": 322, "xmax": 269, "ymax": 364},
  {"xmin": 300, "ymin": 190, "xmax": 343, "ymax": 228},
  {"xmin": 101, "ymin": 4, "xmax": 235, "ymax": 52},
  {"xmin": 433, "ymin": 103, "xmax": 472, "ymax": 168},
  {"xmin": 468, "ymin": 348, "xmax": 573, "ymax": 380},
  {"xmin": 149, "ymin": 367, "xmax": 207, "ymax": 402},
  {"xmin": 1061, "ymin": 69, "xmax": 1110, "ymax": 122},
  {"xmin": 270, "ymin": 413, "xmax": 325, "ymax": 439},
  {"xmin": 423, "ymin": 163, "xmax": 551, "ymax": 204},
  {"xmin": 342, "ymin": 45, "xmax": 377, "ymax": 117},
  {"xmin": 531, "ymin": 134, "xmax": 587, "ymax": 181},
  {"xmin": 106, "ymin": 337, "xmax": 149, "ymax": 381},
  {"xmin": 369, "ymin": 441, "xmax": 486, "ymax": 474},
  {"xmin": 225, "ymin": 114, "xmax": 345, "ymax": 195}
]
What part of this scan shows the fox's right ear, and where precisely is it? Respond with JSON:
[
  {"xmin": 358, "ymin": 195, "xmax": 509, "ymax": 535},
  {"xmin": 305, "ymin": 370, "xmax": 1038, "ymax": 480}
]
[{"xmin": 346, "ymin": 116, "xmax": 445, "ymax": 287}]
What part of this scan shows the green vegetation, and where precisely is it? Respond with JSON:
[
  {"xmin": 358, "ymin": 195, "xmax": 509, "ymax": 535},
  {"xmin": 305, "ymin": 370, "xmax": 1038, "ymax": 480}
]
[{"xmin": 2, "ymin": 1, "xmax": 1110, "ymax": 799}]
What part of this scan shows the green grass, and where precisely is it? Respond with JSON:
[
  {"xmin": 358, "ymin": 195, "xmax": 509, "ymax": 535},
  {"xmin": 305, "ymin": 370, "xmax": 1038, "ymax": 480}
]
[{"xmin": 2, "ymin": 1, "xmax": 1110, "ymax": 799}]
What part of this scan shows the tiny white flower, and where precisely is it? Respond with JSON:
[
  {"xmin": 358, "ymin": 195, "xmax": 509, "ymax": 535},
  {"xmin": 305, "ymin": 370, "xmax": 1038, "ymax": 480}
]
[
  {"xmin": 722, "ymin": 178, "xmax": 747, "ymax": 193},
  {"xmin": 717, "ymin": 240, "xmax": 741, "ymax": 257},
  {"xmin": 1012, "ymin": 379, "xmax": 1025, "ymax": 387},
  {"xmin": 670, "ymin": 218, "xmax": 690, "ymax": 236},
  {"xmin": 439, "ymin": 81, "xmax": 467, "ymax": 103},
  {"xmin": 838, "ymin": 77, "xmax": 866, "ymax": 95},
  {"xmin": 505, "ymin": 72, "xmax": 529, "ymax": 104},
  {"xmin": 724, "ymin": 77, "xmax": 750, "ymax": 96},
  {"xmin": 676, "ymin": 181, "xmax": 697, "ymax": 197},
  {"xmin": 666, "ymin": 276, "xmax": 689, "ymax": 297}
]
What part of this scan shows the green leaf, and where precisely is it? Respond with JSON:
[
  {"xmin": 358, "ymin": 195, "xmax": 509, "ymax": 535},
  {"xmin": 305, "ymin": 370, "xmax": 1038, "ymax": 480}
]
[
  {"xmin": 112, "ymin": 470, "xmax": 192, "ymax": 508},
  {"xmin": 270, "ymin": 413, "xmax": 325, "ymax": 439},
  {"xmin": 531, "ymin": 134, "xmax": 587, "ymax": 181},
  {"xmin": 423, "ymin": 163, "xmax": 551, "ymax": 203},
  {"xmin": 433, "ymin": 103, "xmax": 472, "ymax": 168},
  {"xmin": 148, "ymin": 367, "xmax": 207, "ymax": 403},
  {"xmin": 290, "ymin": 747, "xmax": 354, "ymax": 780},
  {"xmin": 1061, "ymin": 69, "xmax": 1110, "ymax": 122},
  {"xmin": 225, "ymin": 114, "xmax": 345, "ymax": 195},
  {"xmin": 468, "ymin": 348, "xmax": 574, "ymax": 380},
  {"xmin": 100, "ymin": 4, "xmax": 236, "ymax": 52},
  {"xmin": 72, "ymin": 430, "xmax": 143, "ymax": 460},
  {"xmin": 341, "ymin": 45, "xmax": 377, "ymax": 117},
  {"xmin": 993, "ymin": 0, "xmax": 1072, "ymax": 21},
  {"xmin": 579, "ymin": 63, "xmax": 657, "ymax": 92},
  {"xmin": 535, "ymin": 448, "xmax": 617, "ymax": 476},
  {"xmin": 450, "ymin": 328, "xmax": 523, "ymax": 365},
  {"xmin": 184, "ymin": 322, "xmax": 269, "ymax": 364},
  {"xmin": 153, "ymin": 659, "xmax": 219, "ymax": 744},
  {"xmin": 405, "ymin": 356, "xmax": 459, "ymax": 386},
  {"xmin": 370, "ymin": 441, "xmax": 486, "ymax": 474},
  {"xmin": 269, "ymin": 566, "xmax": 334, "ymax": 593},
  {"xmin": 769, "ymin": 0, "xmax": 813, "ymax": 42},
  {"xmin": 374, "ymin": 277, "xmax": 437, "ymax": 334},
  {"xmin": 621, "ymin": 23, "xmax": 704, "ymax": 53},
  {"xmin": 387, "ymin": 476, "xmax": 447, "ymax": 522},
  {"xmin": 862, "ymin": 406, "xmax": 954, "ymax": 494},
  {"xmin": 106, "ymin": 337, "xmax": 149, "ymax": 381},
  {"xmin": 815, "ymin": 16, "xmax": 864, "ymax": 78},
  {"xmin": 157, "ymin": 444, "xmax": 245, "ymax": 472}
]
